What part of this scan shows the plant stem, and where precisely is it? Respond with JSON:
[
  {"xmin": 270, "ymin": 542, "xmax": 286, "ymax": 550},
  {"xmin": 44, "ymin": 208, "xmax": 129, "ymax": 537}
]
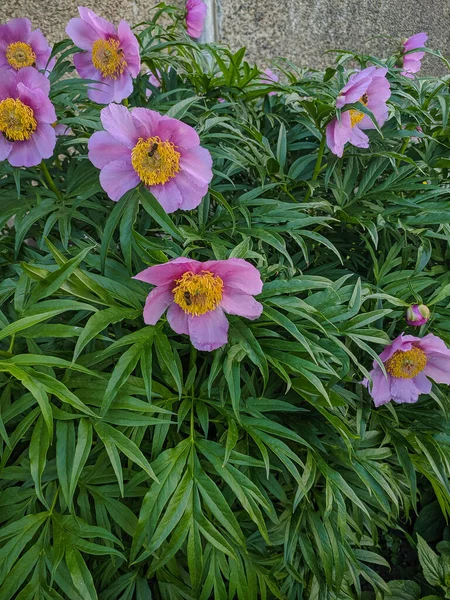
[
  {"xmin": 304, "ymin": 134, "xmax": 326, "ymax": 202},
  {"xmin": 40, "ymin": 161, "xmax": 61, "ymax": 199},
  {"xmin": 123, "ymin": 97, "xmax": 129, "ymax": 107}
]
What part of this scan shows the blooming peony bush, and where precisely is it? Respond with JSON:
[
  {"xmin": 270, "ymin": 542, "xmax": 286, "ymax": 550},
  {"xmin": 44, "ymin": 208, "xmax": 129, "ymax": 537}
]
[{"xmin": 1, "ymin": 4, "xmax": 450, "ymax": 599}]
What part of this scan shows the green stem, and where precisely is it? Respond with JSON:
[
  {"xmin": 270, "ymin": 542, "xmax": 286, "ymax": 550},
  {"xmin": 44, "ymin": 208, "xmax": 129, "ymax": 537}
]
[
  {"xmin": 123, "ymin": 97, "xmax": 129, "ymax": 107},
  {"xmin": 40, "ymin": 161, "xmax": 61, "ymax": 199},
  {"xmin": 396, "ymin": 138, "xmax": 409, "ymax": 168},
  {"xmin": 304, "ymin": 135, "xmax": 326, "ymax": 202}
]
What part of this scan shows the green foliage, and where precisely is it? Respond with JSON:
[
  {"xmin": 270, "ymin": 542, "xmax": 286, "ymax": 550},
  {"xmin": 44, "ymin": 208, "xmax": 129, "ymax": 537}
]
[{"xmin": 1, "ymin": 4, "xmax": 450, "ymax": 599}]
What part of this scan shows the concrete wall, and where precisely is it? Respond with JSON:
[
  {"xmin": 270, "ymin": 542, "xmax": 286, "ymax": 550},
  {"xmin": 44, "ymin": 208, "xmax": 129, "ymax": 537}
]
[{"xmin": 1, "ymin": 0, "xmax": 448, "ymax": 74}]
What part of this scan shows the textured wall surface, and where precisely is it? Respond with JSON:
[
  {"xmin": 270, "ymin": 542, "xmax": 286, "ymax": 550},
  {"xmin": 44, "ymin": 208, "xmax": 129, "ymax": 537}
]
[
  {"xmin": 0, "ymin": 1, "xmax": 183, "ymax": 42},
  {"xmin": 0, "ymin": 0, "xmax": 448, "ymax": 74},
  {"xmin": 217, "ymin": 0, "xmax": 449, "ymax": 74}
]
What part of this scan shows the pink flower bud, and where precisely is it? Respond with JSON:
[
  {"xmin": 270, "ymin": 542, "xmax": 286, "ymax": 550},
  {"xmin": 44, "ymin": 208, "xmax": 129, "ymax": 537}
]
[{"xmin": 406, "ymin": 304, "xmax": 430, "ymax": 327}]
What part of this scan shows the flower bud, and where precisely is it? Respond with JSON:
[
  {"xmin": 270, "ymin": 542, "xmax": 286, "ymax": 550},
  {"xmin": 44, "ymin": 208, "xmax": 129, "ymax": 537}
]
[{"xmin": 406, "ymin": 304, "xmax": 430, "ymax": 327}]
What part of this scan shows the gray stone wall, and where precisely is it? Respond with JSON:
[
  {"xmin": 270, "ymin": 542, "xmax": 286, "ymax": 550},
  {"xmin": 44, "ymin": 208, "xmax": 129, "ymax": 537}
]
[{"xmin": 1, "ymin": 0, "xmax": 449, "ymax": 74}]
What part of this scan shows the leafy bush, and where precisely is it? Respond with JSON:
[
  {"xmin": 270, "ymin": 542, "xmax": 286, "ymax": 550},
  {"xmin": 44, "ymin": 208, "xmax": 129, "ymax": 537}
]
[{"xmin": 1, "ymin": 5, "xmax": 450, "ymax": 599}]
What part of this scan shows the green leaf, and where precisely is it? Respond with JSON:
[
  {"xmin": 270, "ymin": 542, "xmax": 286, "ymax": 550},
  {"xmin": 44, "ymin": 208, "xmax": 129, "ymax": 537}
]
[{"xmin": 137, "ymin": 186, "xmax": 183, "ymax": 242}]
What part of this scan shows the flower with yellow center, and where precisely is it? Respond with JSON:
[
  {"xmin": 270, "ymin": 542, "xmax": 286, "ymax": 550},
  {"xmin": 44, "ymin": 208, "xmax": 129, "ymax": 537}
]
[
  {"xmin": 349, "ymin": 93, "xmax": 369, "ymax": 128},
  {"xmin": 385, "ymin": 347, "xmax": 427, "ymax": 379},
  {"xmin": 0, "ymin": 98, "xmax": 37, "ymax": 141},
  {"xmin": 5, "ymin": 41, "xmax": 36, "ymax": 70},
  {"xmin": 91, "ymin": 38, "xmax": 127, "ymax": 79},
  {"xmin": 172, "ymin": 271, "xmax": 224, "ymax": 316},
  {"xmin": 131, "ymin": 136, "xmax": 181, "ymax": 186}
]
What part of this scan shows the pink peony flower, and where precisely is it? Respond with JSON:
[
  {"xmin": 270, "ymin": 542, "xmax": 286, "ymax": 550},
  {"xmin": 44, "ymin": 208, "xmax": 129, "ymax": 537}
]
[
  {"xmin": 186, "ymin": 0, "xmax": 207, "ymax": 38},
  {"xmin": 88, "ymin": 103, "xmax": 213, "ymax": 213},
  {"xmin": 146, "ymin": 70, "xmax": 162, "ymax": 98},
  {"xmin": 363, "ymin": 333, "xmax": 450, "ymax": 407},
  {"xmin": 401, "ymin": 32, "xmax": 427, "ymax": 78},
  {"xmin": 0, "ymin": 18, "xmax": 54, "ymax": 73},
  {"xmin": 0, "ymin": 67, "xmax": 56, "ymax": 167},
  {"xmin": 326, "ymin": 67, "xmax": 391, "ymax": 158},
  {"xmin": 134, "ymin": 257, "xmax": 263, "ymax": 351},
  {"xmin": 406, "ymin": 304, "xmax": 430, "ymax": 327},
  {"xmin": 261, "ymin": 68, "xmax": 279, "ymax": 96},
  {"xmin": 66, "ymin": 7, "xmax": 140, "ymax": 104}
]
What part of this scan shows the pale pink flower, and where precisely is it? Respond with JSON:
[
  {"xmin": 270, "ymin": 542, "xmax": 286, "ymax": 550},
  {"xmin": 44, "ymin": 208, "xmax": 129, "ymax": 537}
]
[
  {"xmin": 401, "ymin": 32, "xmax": 427, "ymax": 78},
  {"xmin": 66, "ymin": 7, "xmax": 140, "ymax": 104},
  {"xmin": 363, "ymin": 333, "xmax": 450, "ymax": 406},
  {"xmin": 0, "ymin": 18, "xmax": 54, "ymax": 73},
  {"xmin": 134, "ymin": 257, "xmax": 263, "ymax": 351},
  {"xmin": 186, "ymin": 0, "xmax": 207, "ymax": 38}
]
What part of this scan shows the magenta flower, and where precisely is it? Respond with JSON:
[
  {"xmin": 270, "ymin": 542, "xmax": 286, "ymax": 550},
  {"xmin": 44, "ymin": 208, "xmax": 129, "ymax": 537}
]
[
  {"xmin": 363, "ymin": 333, "xmax": 450, "ymax": 407},
  {"xmin": 326, "ymin": 67, "xmax": 391, "ymax": 158},
  {"xmin": 401, "ymin": 33, "xmax": 427, "ymax": 78},
  {"xmin": 186, "ymin": 0, "xmax": 207, "ymax": 38},
  {"xmin": 406, "ymin": 304, "xmax": 430, "ymax": 327},
  {"xmin": 88, "ymin": 103, "xmax": 213, "ymax": 213},
  {"xmin": 0, "ymin": 67, "xmax": 56, "ymax": 167},
  {"xmin": 0, "ymin": 18, "xmax": 53, "ymax": 73},
  {"xmin": 66, "ymin": 7, "xmax": 140, "ymax": 104},
  {"xmin": 262, "ymin": 68, "xmax": 279, "ymax": 96},
  {"xmin": 134, "ymin": 257, "xmax": 263, "ymax": 351}
]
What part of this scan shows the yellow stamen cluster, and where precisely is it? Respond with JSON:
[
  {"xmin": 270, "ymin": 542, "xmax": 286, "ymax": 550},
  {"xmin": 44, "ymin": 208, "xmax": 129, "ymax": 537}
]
[
  {"xmin": 0, "ymin": 98, "xmax": 37, "ymax": 141},
  {"xmin": 172, "ymin": 271, "xmax": 224, "ymax": 316},
  {"xmin": 91, "ymin": 38, "xmax": 126, "ymax": 79},
  {"xmin": 349, "ymin": 93, "xmax": 369, "ymax": 128},
  {"xmin": 131, "ymin": 136, "xmax": 181, "ymax": 186},
  {"xmin": 6, "ymin": 41, "xmax": 36, "ymax": 70},
  {"xmin": 385, "ymin": 347, "xmax": 427, "ymax": 379}
]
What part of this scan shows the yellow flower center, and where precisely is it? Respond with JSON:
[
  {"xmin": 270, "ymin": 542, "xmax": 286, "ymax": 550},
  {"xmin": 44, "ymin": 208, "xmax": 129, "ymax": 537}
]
[
  {"xmin": 131, "ymin": 136, "xmax": 181, "ymax": 186},
  {"xmin": 91, "ymin": 38, "xmax": 127, "ymax": 79},
  {"xmin": 385, "ymin": 347, "xmax": 427, "ymax": 379},
  {"xmin": 6, "ymin": 41, "xmax": 36, "ymax": 70},
  {"xmin": 349, "ymin": 93, "xmax": 368, "ymax": 128},
  {"xmin": 0, "ymin": 98, "xmax": 37, "ymax": 141},
  {"xmin": 172, "ymin": 271, "xmax": 224, "ymax": 316}
]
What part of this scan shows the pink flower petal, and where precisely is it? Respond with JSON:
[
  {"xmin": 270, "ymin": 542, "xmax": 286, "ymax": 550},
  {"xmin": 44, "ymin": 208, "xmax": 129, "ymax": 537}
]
[
  {"xmin": 134, "ymin": 257, "xmax": 200, "ymax": 286},
  {"xmin": 220, "ymin": 287, "xmax": 263, "ymax": 319},
  {"xmin": 28, "ymin": 28, "xmax": 52, "ymax": 70},
  {"xmin": 99, "ymin": 159, "xmax": 140, "ymax": 201},
  {"xmin": 179, "ymin": 145, "xmax": 213, "ymax": 185},
  {"xmin": 326, "ymin": 113, "xmax": 352, "ymax": 158},
  {"xmin": 424, "ymin": 354, "xmax": 450, "ymax": 385},
  {"xmin": 378, "ymin": 334, "xmax": 418, "ymax": 362},
  {"xmin": 78, "ymin": 7, "xmax": 116, "ymax": 39},
  {"xmin": 88, "ymin": 131, "xmax": 129, "ymax": 169},
  {"xmin": 390, "ymin": 377, "xmax": 421, "ymax": 404},
  {"xmin": 150, "ymin": 179, "xmax": 184, "ymax": 213},
  {"xmin": 418, "ymin": 333, "xmax": 450, "ymax": 355},
  {"xmin": 404, "ymin": 32, "xmax": 428, "ymax": 52},
  {"xmin": 143, "ymin": 285, "xmax": 173, "ymax": 325},
  {"xmin": 117, "ymin": 20, "xmax": 140, "ymax": 76},
  {"xmin": 66, "ymin": 17, "xmax": 99, "ymax": 51},
  {"xmin": 106, "ymin": 73, "xmax": 134, "ymax": 104},
  {"xmin": 100, "ymin": 103, "xmax": 138, "ymax": 148},
  {"xmin": 16, "ymin": 66, "xmax": 50, "ymax": 95},
  {"xmin": 17, "ymin": 84, "xmax": 56, "ymax": 123},
  {"xmin": 413, "ymin": 372, "xmax": 432, "ymax": 395},
  {"xmin": 186, "ymin": 0, "xmax": 207, "ymax": 38},
  {"xmin": 349, "ymin": 125, "xmax": 369, "ymax": 149},
  {"xmin": 73, "ymin": 51, "xmax": 98, "ymax": 79},
  {"xmin": 153, "ymin": 116, "xmax": 200, "ymax": 149},
  {"xmin": 167, "ymin": 302, "xmax": 189, "ymax": 335},
  {"xmin": 130, "ymin": 107, "xmax": 162, "ymax": 138},
  {"xmin": 31, "ymin": 123, "xmax": 56, "ymax": 159},
  {"xmin": 203, "ymin": 258, "xmax": 263, "ymax": 295},
  {"xmin": 7, "ymin": 137, "xmax": 42, "ymax": 167},
  {"xmin": 368, "ymin": 367, "xmax": 391, "ymax": 407},
  {"xmin": 172, "ymin": 170, "xmax": 208, "ymax": 211},
  {"xmin": 0, "ymin": 135, "xmax": 13, "ymax": 161},
  {"xmin": 187, "ymin": 307, "xmax": 229, "ymax": 351},
  {"xmin": 1, "ymin": 18, "xmax": 31, "ymax": 44}
]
